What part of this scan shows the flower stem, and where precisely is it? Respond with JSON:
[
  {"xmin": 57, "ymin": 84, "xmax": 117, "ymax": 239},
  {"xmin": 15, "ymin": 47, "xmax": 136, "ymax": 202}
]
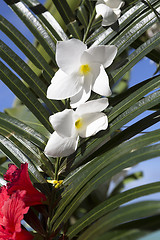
[{"xmin": 54, "ymin": 157, "xmax": 61, "ymax": 180}]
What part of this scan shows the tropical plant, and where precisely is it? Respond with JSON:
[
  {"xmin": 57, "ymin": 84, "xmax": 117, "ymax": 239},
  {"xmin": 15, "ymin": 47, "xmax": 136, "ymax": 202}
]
[{"xmin": 0, "ymin": 0, "xmax": 160, "ymax": 239}]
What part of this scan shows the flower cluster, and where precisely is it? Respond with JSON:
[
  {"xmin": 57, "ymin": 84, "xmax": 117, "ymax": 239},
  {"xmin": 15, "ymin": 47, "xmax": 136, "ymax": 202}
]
[
  {"xmin": 0, "ymin": 163, "xmax": 47, "ymax": 239},
  {"xmin": 44, "ymin": 1, "xmax": 122, "ymax": 157},
  {"xmin": 45, "ymin": 38, "xmax": 117, "ymax": 157}
]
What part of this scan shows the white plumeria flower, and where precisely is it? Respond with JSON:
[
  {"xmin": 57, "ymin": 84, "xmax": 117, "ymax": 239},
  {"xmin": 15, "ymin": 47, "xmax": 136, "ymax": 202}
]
[
  {"xmin": 96, "ymin": 0, "xmax": 125, "ymax": 26},
  {"xmin": 44, "ymin": 98, "xmax": 109, "ymax": 157},
  {"xmin": 47, "ymin": 38, "xmax": 117, "ymax": 108}
]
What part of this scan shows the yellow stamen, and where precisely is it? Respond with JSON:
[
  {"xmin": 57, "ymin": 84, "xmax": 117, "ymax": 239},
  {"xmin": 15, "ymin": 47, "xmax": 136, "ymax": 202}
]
[
  {"xmin": 79, "ymin": 64, "xmax": 90, "ymax": 75},
  {"xmin": 75, "ymin": 118, "xmax": 83, "ymax": 129},
  {"xmin": 55, "ymin": 182, "xmax": 61, "ymax": 189},
  {"xmin": 47, "ymin": 179, "xmax": 63, "ymax": 188}
]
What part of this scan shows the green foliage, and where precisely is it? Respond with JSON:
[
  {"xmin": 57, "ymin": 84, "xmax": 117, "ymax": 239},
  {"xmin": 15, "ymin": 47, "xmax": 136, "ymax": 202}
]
[{"xmin": 0, "ymin": 0, "xmax": 160, "ymax": 239}]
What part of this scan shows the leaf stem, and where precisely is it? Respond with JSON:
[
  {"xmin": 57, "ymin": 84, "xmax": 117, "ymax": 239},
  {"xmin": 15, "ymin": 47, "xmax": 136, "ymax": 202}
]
[
  {"xmin": 142, "ymin": 0, "xmax": 160, "ymax": 22},
  {"xmin": 83, "ymin": 8, "xmax": 96, "ymax": 43}
]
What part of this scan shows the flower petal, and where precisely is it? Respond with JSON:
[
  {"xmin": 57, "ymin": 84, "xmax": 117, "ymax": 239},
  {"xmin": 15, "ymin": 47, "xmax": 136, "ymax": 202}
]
[
  {"xmin": 92, "ymin": 65, "xmax": 112, "ymax": 96},
  {"xmin": 5, "ymin": 163, "xmax": 47, "ymax": 206},
  {"xmin": 0, "ymin": 187, "xmax": 9, "ymax": 225},
  {"xmin": 85, "ymin": 45, "xmax": 117, "ymax": 68},
  {"xmin": 113, "ymin": 8, "xmax": 121, "ymax": 18},
  {"xmin": 15, "ymin": 229, "xmax": 33, "ymax": 240},
  {"xmin": 4, "ymin": 164, "xmax": 17, "ymax": 182},
  {"xmin": 76, "ymin": 98, "xmax": 109, "ymax": 115},
  {"xmin": 70, "ymin": 74, "xmax": 92, "ymax": 108},
  {"xmin": 96, "ymin": 3, "xmax": 118, "ymax": 26},
  {"xmin": 56, "ymin": 39, "xmax": 87, "ymax": 74},
  {"xmin": 47, "ymin": 69, "xmax": 82, "ymax": 100},
  {"xmin": 78, "ymin": 112, "xmax": 108, "ymax": 138},
  {"xmin": 44, "ymin": 132, "xmax": 79, "ymax": 157},
  {"xmin": 80, "ymin": 53, "xmax": 101, "ymax": 77},
  {"xmin": 49, "ymin": 109, "xmax": 76, "ymax": 138},
  {"xmin": 2, "ymin": 190, "xmax": 29, "ymax": 233}
]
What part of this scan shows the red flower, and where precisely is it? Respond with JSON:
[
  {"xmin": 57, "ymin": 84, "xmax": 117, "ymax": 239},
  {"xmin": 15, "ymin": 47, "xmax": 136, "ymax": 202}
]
[
  {"xmin": 0, "ymin": 187, "xmax": 33, "ymax": 240},
  {"xmin": 4, "ymin": 163, "xmax": 47, "ymax": 206}
]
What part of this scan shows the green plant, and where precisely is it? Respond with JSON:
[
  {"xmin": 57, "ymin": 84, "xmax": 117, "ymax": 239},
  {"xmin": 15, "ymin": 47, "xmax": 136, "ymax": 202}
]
[{"xmin": 0, "ymin": 0, "xmax": 160, "ymax": 239}]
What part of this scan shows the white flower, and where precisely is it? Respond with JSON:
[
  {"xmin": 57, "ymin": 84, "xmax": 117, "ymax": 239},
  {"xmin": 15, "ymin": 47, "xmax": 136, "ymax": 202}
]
[
  {"xmin": 44, "ymin": 98, "xmax": 109, "ymax": 157},
  {"xmin": 96, "ymin": 0, "xmax": 125, "ymax": 26},
  {"xmin": 47, "ymin": 38, "xmax": 117, "ymax": 108}
]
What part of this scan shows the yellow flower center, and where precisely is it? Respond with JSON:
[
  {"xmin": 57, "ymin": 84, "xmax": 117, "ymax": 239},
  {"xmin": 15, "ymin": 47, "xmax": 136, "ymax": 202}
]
[
  {"xmin": 75, "ymin": 118, "xmax": 83, "ymax": 129},
  {"xmin": 79, "ymin": 64, "xmax": 90, "ymax": 75}
]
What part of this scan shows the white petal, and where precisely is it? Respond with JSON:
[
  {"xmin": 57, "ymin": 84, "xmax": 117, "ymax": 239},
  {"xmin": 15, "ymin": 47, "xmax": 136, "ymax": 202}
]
[
  {"xmin": 56, "ymin": 39, "xmax": 87, "ymax": 74},
  {"xmin": 85, "ymin": 45, "xmax": 117, "ymax": 68},
  {"xmin": 96, "ymin": 3, "xmax": 118, "ymax": 26},
  {"xmin": 76, "ymin": 98, "xmax": 109, "ymax": 115},
  {"xmin": 70, "ymin": 74, "xmax": 92, "ymax": 108},
  {"xmin": 80, "ymin": 52, "xmax": 101, "ymax": 77},
  {"xmin": 47, "ymin": 69, "xmax": 83, "ymax": 100},
  {"xmin": 78, "ymin": 113, "xmax": 108, "ymax": 138},
  {"xmin": 49, "ymin": 109, "xmax": 76, "ymax": 138},
  {"xmin": 90, "ymin": 63, "xmax": 101, "ymax": 81},
  {"xmin": 92, "ymin": 65, "xmax": 112, "ymax": 96},
  {"xmin": 44, "ymin": 132, "xmax": 79, "ymax": 157},
  {"xmin": 113, "ymin": 8, "xmax": 121, "ymax": 18}
]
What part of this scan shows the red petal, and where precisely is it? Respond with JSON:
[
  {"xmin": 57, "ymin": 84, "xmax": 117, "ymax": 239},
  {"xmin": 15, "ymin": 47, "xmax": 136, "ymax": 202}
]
[
  {"xmin": 0, "ymin": 225, "xmax": 13, "ymax": 239},
  {"xmin": 0, "ymin": 187, "xmax": 9, "ymax": 206},
  {"xmin": 0, "ymin": 187, "xmax": 9, "ymax": 225},
  {"xmin": 0, "ymin": 190, "xmax": 29, "ymax": 239},
  {"xmin": 5, "ymin": 163, "xmax": 47, "ymax": 206},
  {"xmin": 2, "ymin": 190, "xmax": 29, "ymax": 233},
  {"xmin": 15, "ymin": 229, "xmax": 34, "ymax": 240},
  {"xmin": 4, "ymin": 164, "xmax": 18, "ymax": 182},
  {"xmin": 0, "ymin": 228, "xmax": 33, "ymax": 240}
]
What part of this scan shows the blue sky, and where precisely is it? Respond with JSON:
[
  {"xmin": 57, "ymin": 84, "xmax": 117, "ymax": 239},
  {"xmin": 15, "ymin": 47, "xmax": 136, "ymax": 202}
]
[{"xmin": 1, "ymin": 1, "xmax": 160, "ymax": 201}]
